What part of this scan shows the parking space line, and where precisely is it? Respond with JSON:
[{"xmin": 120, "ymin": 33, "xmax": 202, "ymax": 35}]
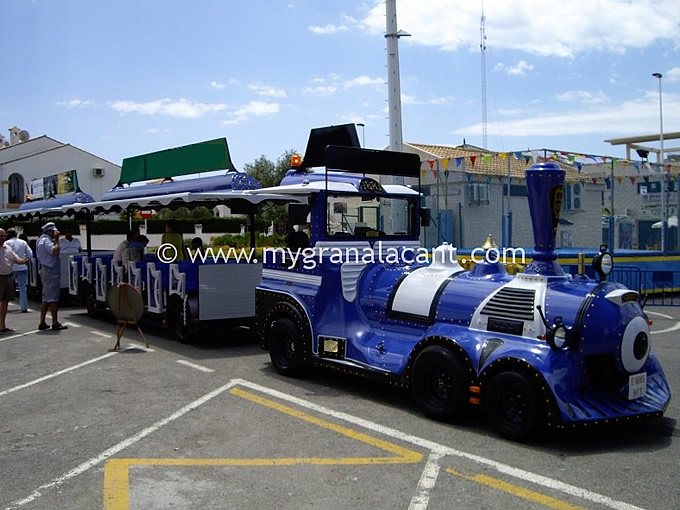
[
  {"xmin": 446, "ymin": 467, "xmax": 587, "ymax": 510},
  {"xmin": 0, "ymin": 352, "xmax": 118, "ymax": 398},
  {"xmin": 175, "ymin": 360, "xmax": 214, "ymax": 373},
  {"xmin": 408, "ymin": 452, "xmax": 443, "ymax": 510},
  {"xmin": 231, "ymin": 379, "xmax": 645, "ymax": 510},
  {"xmin": 7, "ymin": 380, "xmax": 241, "ymax": 509},
  {"xmin": 0, "ymin": 330, "xmax": 36, "ymax": 343}
]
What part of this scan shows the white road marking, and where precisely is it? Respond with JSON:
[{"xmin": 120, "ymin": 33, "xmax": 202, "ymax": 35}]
[
  {"xmin": 176, "ymin": 359, "xmax": 215, "ymax": 373},
  {"xmin": 647, "ymin": 311, "xmax": 673, "ymax": 320},
  {"xmin": 0, "ymin": 352, "xmax": 118, "ymax": 398},
  {"xmin": 0, "ymin": 331, "xmax": 35, "ymax": 343},
  {"xmin": 651, "ymin": 322, "xmax": 680, "ymax": 335},
  {"xmin": 6, "ymin": 380, "xmax": 240, "ymax": 509},
  {"xmin": 63, "ymin": 321, "xmax": 81, "ymax": 328},
  {"xmin": 408, "ymin": 451, "xmax": 443, "ymax": 510},
  {"xmin": 91, "ymin": 331, "xmax": 112, "ymax": 338},
  {"xmin": 234, "ymin": 379, "xmax": 645, "ymax": 510}
]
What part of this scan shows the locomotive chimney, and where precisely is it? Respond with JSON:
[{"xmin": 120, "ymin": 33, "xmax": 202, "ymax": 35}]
[{"xmin": 524, "ymin": 162, "xmax": 566, "ymax": 277}]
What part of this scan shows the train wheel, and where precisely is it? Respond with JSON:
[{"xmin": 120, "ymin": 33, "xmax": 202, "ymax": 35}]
[
  {"xmin": 268, "ymin": 317, "xmax": 305, "ymax": 377},
  {"xmin": 411, "ymin": 345, "xmax": 468, "ymax": 422},
  {"xmin": 484, "ymin": 371, "xmax": 544, "ymax": 441},
  {"xmin": 169, "ymin": 297, "xmax": 198, "ymax": 344}
]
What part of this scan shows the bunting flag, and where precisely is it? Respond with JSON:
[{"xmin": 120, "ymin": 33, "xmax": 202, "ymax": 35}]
[
  {"xmin": 483, "ymin": 154, "xmax": 491, "ymax": 164},
  {"xmin": 576, "ymin": 162, "xmax": 583, "ymax": 171},
  {"xmin": 470, "ymin": 156, "xmax": 477, "ymax": 167},
  {"xmin": 524, "ymin": 155, "xmax": 532, "ymax": 164},
  {"xmin": 497, "ymin": 176, "xmax": 503, "ymax": 183},
  {"xmin": 516, "ymin": 178, "xmax": 524, "ymax": 186},
  {"xmin": 499, "ymin": 153, "xmax": 508, "ymax": 160},
  {"xmin": 514, "ymin": 151, "xmax": 522, "ymax": 160},
  {"xmin": 421, "ymin": 169, "xmax": 427, "ymax": 178},
  {"xmin": 427, "ymin": 160, "xmax": 435, "ymax": 169},
  {"xmin": 568, "ymin": 155, "xmax": 575, "ymax": 162},
  {"xmin": 629, "ymin": 176, "xmax": 636, "ymax": 185},
  {"xmin": 616, "ymin": 176, "xmax": 623, "ymax": 185},
  {"xmin": 591, "ymin": 178, "xmax": 598, "ymax": 184},
  {"xmin": 456, "ymin": 157, "xmax": 463, "ymax": 167},
  {"xmin": 441, "ymin": 158, "xmax": 449, "ymax": 169},
  {"xmin": 477, "ymin": 174, "xmax": 483, "ymax": 182}
]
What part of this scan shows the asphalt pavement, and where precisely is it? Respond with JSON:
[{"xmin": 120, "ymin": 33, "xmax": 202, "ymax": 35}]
[{"xmin": 1, "ymin": 301, "xmax": 678, "ymax": 510}]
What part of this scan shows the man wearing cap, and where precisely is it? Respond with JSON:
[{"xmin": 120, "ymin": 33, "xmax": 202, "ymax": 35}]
[
  {"xmin": 0, "ymin": 228, "xmax": 29, "ymax": 333},
  {"xmin": 36, "ymin": 222, "xmax": 67, "ymax": 331}
]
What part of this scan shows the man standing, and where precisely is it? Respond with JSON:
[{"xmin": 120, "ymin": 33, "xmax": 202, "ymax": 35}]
[
  {"xmin": 36, "ymin": 222, "xmax": 67, "ymax": 331},
  {"xmin": 5, "ymin": 228, "xmax": 32, "ymax": 313},
  {"xmin": 0, "ymin": 228, "xmax": 29, "ymax": 332},
  {"xmin": 59, "ymin": 228, "xmax": 82, "ymax": 254}
]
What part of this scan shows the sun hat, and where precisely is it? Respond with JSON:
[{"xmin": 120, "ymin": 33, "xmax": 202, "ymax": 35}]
[{"xmin": 41, "ymin": 222, "xmax": 57, "ymax": 232}]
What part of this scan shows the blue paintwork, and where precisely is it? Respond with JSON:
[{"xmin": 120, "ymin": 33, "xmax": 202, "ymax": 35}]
[
  {"xmin": 101, "ymin": 171, "xmax": 260, "ymax": 201},
  {"xmin": 258, "ymin": 161, "xmax": 671, "ymax": 428},
  {"xmin": 19, "ymin": 191, "xmax": 95, "ymax": 211}
]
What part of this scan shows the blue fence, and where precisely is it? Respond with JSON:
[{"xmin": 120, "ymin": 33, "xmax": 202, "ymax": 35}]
[{"xmin": 611, "ymin": 265, "xmax": 680, "ymax": 306}]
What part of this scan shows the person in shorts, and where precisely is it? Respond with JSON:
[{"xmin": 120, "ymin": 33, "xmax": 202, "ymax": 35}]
[
  {"xmin": 36, "ymin": 222, "xmax": 67, "ymax": 331},
  {"xmin": 0, "ymin": 228, "xmax": 29, "ymax": 332}
]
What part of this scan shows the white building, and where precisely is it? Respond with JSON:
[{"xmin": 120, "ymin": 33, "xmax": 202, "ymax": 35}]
[{"xmin": 0, "ymin": 127, "xmax": 120, "ymax": 210}]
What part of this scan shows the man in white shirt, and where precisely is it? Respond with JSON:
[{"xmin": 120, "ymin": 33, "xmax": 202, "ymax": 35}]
[
  {"xmin": 59, "ymin": 229, "xmax": 82, "ymax": 254},
  {"xmin": 0, "ymin": 228, "xmax": 29, "ymax": 332},
  {"xmin": 5, "ymin": 228, "xmax": 32, "ymax": 313}
]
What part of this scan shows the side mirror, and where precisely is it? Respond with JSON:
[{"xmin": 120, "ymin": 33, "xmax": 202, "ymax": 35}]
[{"xmin": 420, "ymin": 207, "xmax": 431, "ymax": 227}]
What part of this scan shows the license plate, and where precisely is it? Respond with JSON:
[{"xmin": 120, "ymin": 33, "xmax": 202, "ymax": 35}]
[{"xmin": 628, "ymin": 372, "xmax": 647, "ymax": 400}]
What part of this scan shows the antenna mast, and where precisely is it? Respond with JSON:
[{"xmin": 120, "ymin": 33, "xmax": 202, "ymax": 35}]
[{"xmin": 480, "ymin": 2, "xmax": 488, "ymax": 149}]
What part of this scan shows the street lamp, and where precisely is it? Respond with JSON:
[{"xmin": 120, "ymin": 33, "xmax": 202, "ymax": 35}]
[
  {"xmin": 356, "ymin": 123, "xmax": 365, "ymax": 147},
  {"xmin": 652, "ymin": 72, "xmax": 666, "ymax": 252}
]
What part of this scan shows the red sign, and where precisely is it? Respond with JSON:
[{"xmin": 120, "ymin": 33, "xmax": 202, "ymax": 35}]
[{"xmin": 139, "ymin": 210, "xmax": 153, "ymax": 219}]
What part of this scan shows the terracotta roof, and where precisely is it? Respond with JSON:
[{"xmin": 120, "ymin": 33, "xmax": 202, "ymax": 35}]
[{"xmin": 407, "ymin": 142, "xmax": 582, "ymax": 180}]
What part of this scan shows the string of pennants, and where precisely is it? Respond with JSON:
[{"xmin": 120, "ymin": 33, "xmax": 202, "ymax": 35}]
[{"xmin": 419, "ymin": 149, "xmax": 680, "ymax": 185}]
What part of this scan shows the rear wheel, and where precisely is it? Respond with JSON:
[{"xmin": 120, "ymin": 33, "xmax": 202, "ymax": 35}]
[
  {"xmin": 169, "ymin": 297, "xmax": 199, "ymax": 344},
  {"xmin": 411, "ymin": 345, "xmax": 468, "ymax": 422},
  {"xmin": 484, "ymin": 371, "xmax": 544, "ymax": 441},
  {"xmin": 268, "ymin": 317, "xmax": 305, "ymax": 377}
]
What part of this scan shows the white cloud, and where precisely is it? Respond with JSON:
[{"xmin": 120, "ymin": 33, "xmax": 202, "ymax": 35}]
[
  {"xmin": 233, "ymin": 101, "xmax": 279, "ymax": 117},
  {"xmin": 309, "ymin": 23, "xmax": 348, "ymax": 35},
  {"xmin": 301, "ymin": 85, "xmax": 338, "ymax": 96},
  {"xmin": 556, "ymin": 90, "xmax": 609, "ymax": 105},
  {"xmin": 451, "ymin": 91, "xmax": 680, "ymax": 137},
  {"xmin": 402, "ymin": 93, "xmax": 452, "ymax": 105},
  {"xmin": 144, "ymin": 128, "xmax": 171, "ymax": 134},
  {"xmin": 344, "ymin": 75, "xmax": 383, "ymax": 88},
  {"xmin": 210, "ymin": 81, "xmax": 226, "ymax": 89},
  {"xmin": 667, "ymin": 68, "xmax": 680, "ymax": 83},
  {"xmin": 495, "ymin": 60, "xmax": 534, "ymax": 76},
  {"xmin": 109, "ymin": 98, "xmax": 228, "ymax": 118},
  {"xmin": 360, "ymin": 0, "xmax": 680, "ymax": 57},
  {"xmin": 56, "ymin": 99, "xmax": 94, "ymax": 108},
  {"xmin": 248, "ymin": 83, "xmax": 287, "ymax": 98}
]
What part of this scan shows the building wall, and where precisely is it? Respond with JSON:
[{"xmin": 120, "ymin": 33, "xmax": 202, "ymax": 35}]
[{"xmin": 0, "ymin": 144, "xmax": 120, "ymax": 208}]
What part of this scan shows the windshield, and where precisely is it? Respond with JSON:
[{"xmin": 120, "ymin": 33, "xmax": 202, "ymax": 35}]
[{"xmin": 326, "ymin": 193, "xmax": 415, "ymax": 239}]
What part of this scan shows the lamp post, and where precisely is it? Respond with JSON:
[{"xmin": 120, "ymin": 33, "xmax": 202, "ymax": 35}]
[
  {"xmin": 652, "ymin": 72, "xmax": 666, "ymax": 253},
  {"xmin": 356, "ymin": 123, "xmax": 365, "ymax": 148}
]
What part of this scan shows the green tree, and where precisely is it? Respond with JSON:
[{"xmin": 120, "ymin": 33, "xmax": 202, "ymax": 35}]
[{"xmin": 244, "ymin": 149, "xmax": 299, "ymax": 233}]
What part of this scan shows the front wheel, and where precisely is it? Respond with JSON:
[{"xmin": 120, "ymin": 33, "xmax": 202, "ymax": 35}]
[
  {"xmin": 411, "ymin": 345, "xmax": 469, "ymax": 422},
  {"xmin": 484, "ymin": 371, "xmax": 545, "ymax": 442},
  {"xmin": 268, "ymin": 317, "xmax": 305, "ymax": 377}
]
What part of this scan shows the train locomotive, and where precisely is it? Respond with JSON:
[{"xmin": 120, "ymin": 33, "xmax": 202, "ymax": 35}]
[{"xmin": 256, "ymin": 133, "xmax": 671, "ymax": 441}]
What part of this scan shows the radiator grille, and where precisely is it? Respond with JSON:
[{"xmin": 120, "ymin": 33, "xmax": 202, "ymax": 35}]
[{"xmin": 480, "ymin": 287, "xmax": 536, "ymax": 321}]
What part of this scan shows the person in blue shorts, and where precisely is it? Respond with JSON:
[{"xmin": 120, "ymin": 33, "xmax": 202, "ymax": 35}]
[{"xmin": 36, "ymin": 222, "xmax": 67, "ymax": 331}]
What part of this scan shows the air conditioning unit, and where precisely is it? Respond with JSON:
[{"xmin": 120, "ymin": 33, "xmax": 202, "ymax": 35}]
[{"xmin": 93, "ymin": 168, "xmax": 104, "ymax": 177}]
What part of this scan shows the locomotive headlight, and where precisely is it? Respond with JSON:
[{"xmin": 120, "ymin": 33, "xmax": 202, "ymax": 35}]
[
  {"xmin": 553, "ymin": 325, "xmax": 568, "ymax": 349},
  {"xmin": 546, "ymin": 320, "xmax": 571, "ymax": 351},
  {"xmin": 592, "ymin": 244, "xmax": 614, "ymax": 281},
  {"xmin": 621, "ymin": 316, "xmax": 651, "ymax": 373}
]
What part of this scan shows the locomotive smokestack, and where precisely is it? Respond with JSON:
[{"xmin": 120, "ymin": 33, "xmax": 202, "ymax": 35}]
[{"xmin": 524, "ymin": 162, "xmax": 566, "ymax": 277}]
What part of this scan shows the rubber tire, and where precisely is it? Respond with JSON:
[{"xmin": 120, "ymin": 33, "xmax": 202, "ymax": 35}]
[
  {"xmin": 169, "ymin": 297, "xmax": 198, "ymax": 344},
  {"xmin": 268, "ymin": 317, "xmax": 305, "ymax": 377},
  {"xmin": 411, "ymin": 345, "xmax": 469, "ymax": 422},
  {"xmin": 484, "ymin": 371, "xmax": 544, "ymax": 442},
  {"xmin": 83, "ymin": 285, "xmax": 97, "ymax": 317}
]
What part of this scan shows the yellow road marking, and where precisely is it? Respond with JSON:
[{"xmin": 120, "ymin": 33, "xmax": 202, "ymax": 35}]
[
  {"xmin": 104, "ymin": 387, "xmax": 422, "ymax": 510},
  {"xmin": 446, "ymin": 467, "xmax": 588, "ymax": 510}
]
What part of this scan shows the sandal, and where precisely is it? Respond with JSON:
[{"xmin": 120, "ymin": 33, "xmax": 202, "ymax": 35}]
[
  {"xmin": 1, "ymin": 327, "xmax": 15, "ymax": 333},
  {"xmin": 51, "ymin": 323, "xmax": 68, "ymax": 331}
]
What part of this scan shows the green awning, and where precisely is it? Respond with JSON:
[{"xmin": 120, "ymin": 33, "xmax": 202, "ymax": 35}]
[{"xmin": 119, "ymin": 138, "xmax": 233, "ymax": 185}]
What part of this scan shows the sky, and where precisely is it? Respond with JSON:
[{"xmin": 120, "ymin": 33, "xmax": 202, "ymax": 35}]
[{"xmin": 2, "ymin": 0, "xmax": 680, "ymax": 171}]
